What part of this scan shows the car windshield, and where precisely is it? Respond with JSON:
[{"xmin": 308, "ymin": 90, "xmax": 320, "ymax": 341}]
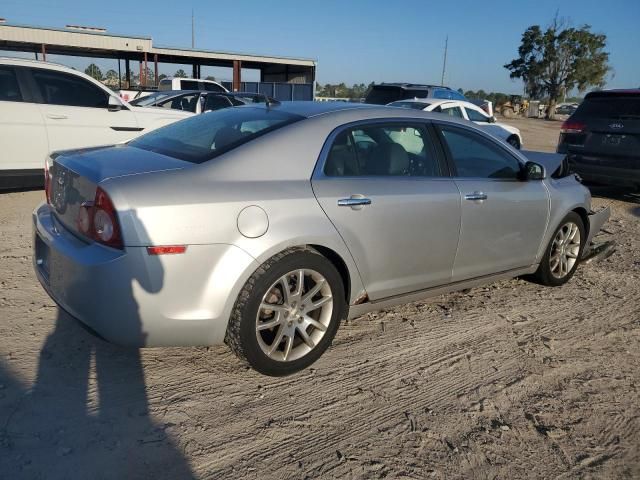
[
  {"xmin": 129, "ymin": 92, "xmax": 172, "ymax": 106},
  {"xmin": 388, "ymin": 101, "xmax": 430, "ymax": 110},
  {"xmin": 129, "ymin": 107, "xmax": 304, "ymax": 164},
  {"xmin": 577, "ymin": 95, "xmax": 640, "ymax": 118}
]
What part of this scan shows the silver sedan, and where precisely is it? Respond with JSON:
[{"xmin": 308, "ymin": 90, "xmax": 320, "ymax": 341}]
[{"xmin": 33, "ymin": 102, "xmax": 610, "ymax": 376}]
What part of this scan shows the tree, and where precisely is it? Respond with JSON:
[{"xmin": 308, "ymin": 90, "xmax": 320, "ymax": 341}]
[
  {"xmin": 85, "ymin": 63, "xmax": 103, "ymax": 81},
  {"xmin": 159, "ymin": 73, "xmax": 168, "ymax": 81},
  {"xmin": 174, "ymin": 69, "xmax": 187, "ymax": 78},
  {"xmin": 205, "ymin": 75, "xmax": 216, "ymax": 81},
  {"xmin": 104, "ymin": 69, "xmax": 119, "ymax": 86},
  {"xmin": 504, "ymin": 17, "xmax": 609, "ymax": 119}
]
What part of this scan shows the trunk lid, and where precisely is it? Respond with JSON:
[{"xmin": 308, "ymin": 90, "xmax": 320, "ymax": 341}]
[{"xmin": 49, "ymin": 144, "xmax": 190, "ymax": 238}]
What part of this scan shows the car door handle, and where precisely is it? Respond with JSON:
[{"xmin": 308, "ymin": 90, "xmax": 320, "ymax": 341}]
[
  {"xmin": 464, "ymin": 192, "xmax": 488, "ymax": 201},
  {"xmin": 46, "ymin": 114, "xmax": 68, "ymax": 120},
  {"xmin": 338, "ymin": 197, "xmax": 372, "ymax": 207}
]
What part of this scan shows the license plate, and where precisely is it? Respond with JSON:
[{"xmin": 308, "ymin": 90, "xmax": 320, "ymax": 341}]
[
  {"xmin": 35, "ymin": 235, "xmax": 50, "ymax": 280},
  {"xmin": 602, "ymin": 135, "xmax": 622, "ymax": 146}
]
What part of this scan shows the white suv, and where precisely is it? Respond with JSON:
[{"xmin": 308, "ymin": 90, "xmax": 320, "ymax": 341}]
[{"xmin": 0, "ymin": 57, "xmax": 193, "ymax": 189}]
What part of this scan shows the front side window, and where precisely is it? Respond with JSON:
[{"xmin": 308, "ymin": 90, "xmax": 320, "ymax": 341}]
[
  {"xmin": 324, "ymin": 123, "xmax": 441, "ymax": 177},
  {"xmin": 32, "ymin": 69, "xmax": 108, "ymax": 108},
  {"xmin": 465, "ymin": 107, "xmax": 489, "ymax": 122},
  {"xmin": 0, "ymin": 67, "xmax": 23, "ymax": 102},
  {"xmin": 439, "ymin": 126, "xmax": 521, "ymax": 179},
  {"xmin": 129, "ymin": 107, "xmax": 303, "ymax": 164}
]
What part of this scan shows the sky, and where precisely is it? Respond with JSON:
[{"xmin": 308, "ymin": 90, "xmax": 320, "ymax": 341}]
[{"xmin": 1, "ymin": 0, "xmax": 639, "ymax": 94}]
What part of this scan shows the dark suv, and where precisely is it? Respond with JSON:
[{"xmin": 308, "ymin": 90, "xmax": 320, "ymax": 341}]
[
  {"xmin": 364, "ymin": 83, "xmax": 466, "ymax": 105},
  {"xmin": 557, "ymin": 89, "xmax": 640, "ymax": 188}
]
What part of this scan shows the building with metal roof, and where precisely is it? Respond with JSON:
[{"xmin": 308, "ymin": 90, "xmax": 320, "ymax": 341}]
[{"xmin": 0, "ymin": 22, "xmax": 316, "ymax": 92}]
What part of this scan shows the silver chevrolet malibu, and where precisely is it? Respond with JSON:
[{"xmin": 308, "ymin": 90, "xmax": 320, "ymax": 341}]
[{"xmin": 33, "ymin": 102, "xmax": 610, "ymax": 376}]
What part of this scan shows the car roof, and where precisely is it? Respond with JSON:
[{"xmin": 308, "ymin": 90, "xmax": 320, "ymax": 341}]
[
  {"xmin": 372, "ymin": 83, "xmax": 453, "ymax": 91},
  {"xmin": 1, "ymin": 56, "xmax": 79, "ymax": 72},
  {"xmin": 241, "ymin": 101, "xmax": 481, "ymax": 123},
  {"xmin": 585, "ymin": 89, "xmax": 640, "ymax": 98}
]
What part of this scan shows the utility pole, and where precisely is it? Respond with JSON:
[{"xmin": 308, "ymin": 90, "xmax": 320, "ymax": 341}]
[
  {"xmin": 191, "ymin": 9, "xmax": 195, "ymax": 48},
  {"xmin": 440, "ymin": 35, "xmax": 448, "ymax": 86}
]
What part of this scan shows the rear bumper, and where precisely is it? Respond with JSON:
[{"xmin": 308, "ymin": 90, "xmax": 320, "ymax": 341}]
[
  {"xmin": 568, "ymin": 155, "xmax": 640, "ymax": 187},
  {"xmin": 33, "ymin": 202, "xmax": 258, "ymax": 347}
]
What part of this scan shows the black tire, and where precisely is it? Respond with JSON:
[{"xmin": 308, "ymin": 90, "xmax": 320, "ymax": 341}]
[
  {"xmin": 507, "ymin": 135, "xmax": 521, "ymax": 150},
  {"xmin": 531, "ymin": 212, "xmax": 586, "ymax": 286},
  {"xmin": 225, "ymin": 247, "xmax": 346, "ymax": 376}
]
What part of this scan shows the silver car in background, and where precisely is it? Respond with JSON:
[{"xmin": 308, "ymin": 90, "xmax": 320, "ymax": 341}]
[{"xmin": 33, "ymin": 102, "xmax": 610, "ymax": 376}]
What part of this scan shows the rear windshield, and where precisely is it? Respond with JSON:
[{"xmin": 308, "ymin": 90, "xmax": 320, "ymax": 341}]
[
  {"xmin": 365, "ymin": 86, "xmax": 431, "ymax": 105},
  {"xmin": 389, "ymin": 101, "xmax": 431, "ymax": 110},
  {"xmin": 129, "ymin": 107, "xmax": 303, "ymax": 164},
  {"xmin": 576, "ymin": 95, "xmax": 640, "ymax": 119}
]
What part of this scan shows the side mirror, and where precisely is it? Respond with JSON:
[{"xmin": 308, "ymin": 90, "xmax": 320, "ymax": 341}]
[
  {"xmin": 108, "ymin": 96, "xmax": 124, "ymax": 112},
  {"xmin": 525, "ymin": 161, "xmax": 546, "ymax": 180}
]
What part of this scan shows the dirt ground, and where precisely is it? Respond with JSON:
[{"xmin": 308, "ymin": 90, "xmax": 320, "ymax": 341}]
[{"xmin": 1, "ymin": 117, "xmax": 639, "ymax": 479}]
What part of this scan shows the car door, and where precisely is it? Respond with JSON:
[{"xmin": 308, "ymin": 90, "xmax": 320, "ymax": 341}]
[
  {"xmin": 29, "ymin": 67, "xmax": 140, "ymax": 152},
  {"xmin": 435, "ymin": 123, "xmax": 549, "ymax": 281},
  {"xmin": 312, "ymin": 120, "xmax": 461, "ymax": 301},
  {"xmin": 0, "ymin": 65, "xmax": 49, "ymax": 172}
]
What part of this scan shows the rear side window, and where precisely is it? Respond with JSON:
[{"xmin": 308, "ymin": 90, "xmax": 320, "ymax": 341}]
[
  {"xmin": 204, "ymin": 82, "xmax": 225, "ymax": 92},
  {"xmin": 576, "ymin": 95, "xmax": 640, "ymax": 118},
  {"xmin": 181, "ymin": 80, "xmax": 199, "ymax": 90},
  {"xmin": 158, "ymin": 93, "xmax": 200, "ymax": 112},
  {"xmin": 129, "ymin": 107, "xmax": 303, "ymax": 163},
  {"xmin": 465, "ymin": 108, "xmax": 489, "ymax": 122},
  {"xmin": 32, "ymin": 69, "xmax": 108, "ymax": 108},
  {"xmin": 0, "ymin": 67, "xmax": 22, "ymax": 102},
  {"xmin": 439, "ymin": 126, "xmax": 521, "ymax": 179},
  {"xmin": 324, "ymin": 123, "xmax": 441, "ymax": 177},
  {"xmin": 389, "ymin": 101, "xmax": 430, "ymax": 110},
  {"xmin": 438, "ymin": 106, "xmax": 464, "ymax": 118},
  {"xmin": 203, "ymin": 94, "xmax": 233, "ymax": 111}
]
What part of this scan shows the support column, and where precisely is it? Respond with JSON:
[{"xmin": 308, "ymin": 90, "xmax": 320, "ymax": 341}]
[
  {"xmin": 233, "ymin": 60, "xmax": 242, "ymax": 92},
  {"xmin": 125, "ymin": 58, "xmax": 131, "ymax": 89},
  {"xmin": 143, "ymin": 52, "xmax": 148, "ymax": 87},
  {"xmin": 139, "ymin": 60, "xmax": 143, "ymax": 87},
  {"xmin": 41, "ymin": 44, "xmax": 47, "ymax": 62},
  {"xmin": 154, "ymin": 54, "xmax": 158, "ymax": 87}
]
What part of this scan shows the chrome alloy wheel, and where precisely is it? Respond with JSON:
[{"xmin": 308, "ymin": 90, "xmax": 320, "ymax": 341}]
[
  {"xmin": 549, "ymin": 222, "xmax": 581, "ymax": 279},
  {"xmin": 256, "ymin": 269, "xmax": 333, "ymax": 362}
]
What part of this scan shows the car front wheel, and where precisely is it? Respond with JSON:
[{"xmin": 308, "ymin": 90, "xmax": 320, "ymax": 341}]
[
  {"xmin": 532, "ymin": 212, "xmax": 585, "ymax": 286},
  {"xmin": 225, "ymin": 248, "xmax": 346, "ymax": 376}
]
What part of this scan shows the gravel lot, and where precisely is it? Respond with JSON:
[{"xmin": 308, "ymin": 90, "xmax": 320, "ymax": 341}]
[{"xmin": 1, "ymin": 117, "xmax": 638, "ymax": 479}]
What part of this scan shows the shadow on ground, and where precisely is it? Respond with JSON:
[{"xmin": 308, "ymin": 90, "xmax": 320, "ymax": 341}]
[
  {"xmin": 588, "ymin": 185, "xmax": 640, "ymax": 216},
  {"xmin": 0, "ymin": 310, "xmax": 196, "ymax": 480}
]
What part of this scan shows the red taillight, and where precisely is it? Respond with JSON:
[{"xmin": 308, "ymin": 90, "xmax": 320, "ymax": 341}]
[
  {"xmin": 75, "ymin": 187, "xmax": 123, "ymax": 249},
  {"xmin": 146, "ymin": 245, "xmax": 187, "ymax": 255},
  {"xmin": 44, "ymin": 159, "xmax": 52, "ymax": 204},
  {"xmin": 560, "ymin": 121, "xmax": 586, "ymax": 134}
]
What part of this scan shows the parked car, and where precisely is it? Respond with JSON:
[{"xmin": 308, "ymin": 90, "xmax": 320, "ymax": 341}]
[
  {"xmin": 389, "ymin": 98, "xmax": 524, "ymax": 149},
  {"xmin": 33, "ymin": 102, "xmax": 610, "ymax": 376},
  {"xmin": 0, "ymin": 57, "xmax": 193, "ymax": 189},
  {"xmin": 130, "ymin": 90, "xmax": 277, "ymax": 113},
  {"xmin": 365, "ymin": 83, "xmax": 466, "ymax": 105},
  {"xmin": 555, "ymin": 103, "xmax": 579, "ymax": 116},
  {"xmin": 557, "ymin": 89, "xmax": 640, "ymax": 188},
  {"xmin": 158, "ymin": 77, "xmax": 228, "ymax": 93}
]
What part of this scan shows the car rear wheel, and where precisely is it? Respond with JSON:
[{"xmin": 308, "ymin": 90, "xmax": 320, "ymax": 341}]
[
  {"xmin": 532, "ymin": 212, "xmax": 585, "ymax": 286},
  {"xmin": 225, "ymin": 248, "xmax": 346, "ymax": 376}
]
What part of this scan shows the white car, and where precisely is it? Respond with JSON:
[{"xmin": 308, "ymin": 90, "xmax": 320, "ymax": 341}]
[
  {"xmin": 388, "ymin": 98, "xmax": 524, "ymax": 149},
  {"xmin": 0, "ymin": 57, "xmax": 193, "ymax": 189}
]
